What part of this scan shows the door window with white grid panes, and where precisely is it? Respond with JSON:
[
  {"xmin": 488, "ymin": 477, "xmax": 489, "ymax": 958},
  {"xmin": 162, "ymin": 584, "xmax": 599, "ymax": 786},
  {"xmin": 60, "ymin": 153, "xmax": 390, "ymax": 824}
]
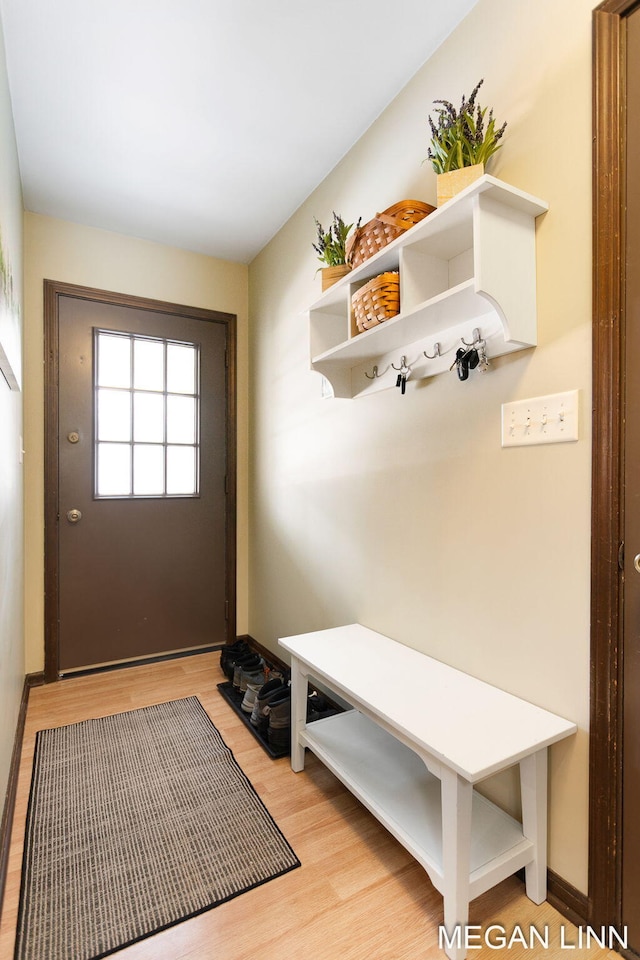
[{"xmin": 95, "ymin": 330, "xmax": 200, "ymax": 498}]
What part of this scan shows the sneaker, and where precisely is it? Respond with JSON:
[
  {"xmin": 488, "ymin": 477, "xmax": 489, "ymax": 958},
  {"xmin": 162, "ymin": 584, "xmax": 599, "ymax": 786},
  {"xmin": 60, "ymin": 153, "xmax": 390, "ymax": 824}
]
[
  {"xmin": 220, "ymin": 640, "xmax": 251, "ymax": 681},
  {"xmin": 241, "ymin": 676, "xmax": 264, "ymax": 714},
  {"xmin": 306, "ymin": 691, "xmax": 329, "ymax": 723},
  {"xmin": 251, "ymin": 679, "xmax": 288, "ymax": 731},
  {"xmin": 233, "ymin": 653, "xmax": 262, "ymax": 691},
  {"xmin": 239, "ymin": 661, "xmax": 265, "ymax": 695},
  {"xmin": 267, "ymin": 689, "xmax": 291, "ymax": 749}
]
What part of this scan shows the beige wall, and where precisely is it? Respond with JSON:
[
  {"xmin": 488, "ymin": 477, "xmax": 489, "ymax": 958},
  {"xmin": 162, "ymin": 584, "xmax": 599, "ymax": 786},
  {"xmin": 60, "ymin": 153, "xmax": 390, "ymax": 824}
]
[
  {"xmin": 0, "ymin": 12, "xmax": 24, "ymax": 807},
  {"xmin": 23, "ymin": 213, "xmax": 249, "ymax": 674},
  {"xmin": 248, "ymin": 0, "xmax": 593, "ymax": 892}
]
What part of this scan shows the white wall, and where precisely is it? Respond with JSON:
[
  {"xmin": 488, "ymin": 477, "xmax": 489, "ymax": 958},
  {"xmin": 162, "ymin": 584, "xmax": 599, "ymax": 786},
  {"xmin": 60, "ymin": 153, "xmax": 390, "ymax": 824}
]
[
  {"xmin": 23, "ymin": 213, "xmax": 249, "ymax": 673},
  {"xmin": 0, "ymin": 10, "xmax": 24, "ymax": 808},
  {"xmin": 248, "ymin": 0, "xmax": 593, "ymax": 891}
]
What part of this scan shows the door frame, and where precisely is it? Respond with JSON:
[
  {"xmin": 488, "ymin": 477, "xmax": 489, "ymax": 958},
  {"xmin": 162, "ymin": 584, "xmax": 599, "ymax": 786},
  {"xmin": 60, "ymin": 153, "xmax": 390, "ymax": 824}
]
[
  {"xmin": 43, "ymin": 279, "xmax": 237, "ymax": 683},
  {"xmin": 590, "ymin": 0, "xmax": 638, "ymax": 931}
]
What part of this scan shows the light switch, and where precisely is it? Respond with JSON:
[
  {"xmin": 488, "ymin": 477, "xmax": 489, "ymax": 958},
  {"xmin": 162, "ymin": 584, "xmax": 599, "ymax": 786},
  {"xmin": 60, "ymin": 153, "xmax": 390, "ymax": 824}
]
[{"xmin": 501, "ymin": 390, "xmax": 579, "ymax": 447}]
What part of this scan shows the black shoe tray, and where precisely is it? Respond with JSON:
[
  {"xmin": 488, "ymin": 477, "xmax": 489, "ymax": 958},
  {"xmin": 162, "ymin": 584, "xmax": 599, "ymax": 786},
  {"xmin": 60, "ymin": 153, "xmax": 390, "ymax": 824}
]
[{"xmin": 217, "ymin": 681, "xmax": 290, "ymax": 759}]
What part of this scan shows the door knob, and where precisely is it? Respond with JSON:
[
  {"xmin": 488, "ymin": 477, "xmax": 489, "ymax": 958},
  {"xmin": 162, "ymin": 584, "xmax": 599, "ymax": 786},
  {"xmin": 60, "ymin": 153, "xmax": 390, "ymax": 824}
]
[
  {"xmin": 66, "ymin": 509, "xmax": 82, "ymax": 524},
  {"xmin": 634, "ymin": 554, "xmax": 640, "ymax": 574}
]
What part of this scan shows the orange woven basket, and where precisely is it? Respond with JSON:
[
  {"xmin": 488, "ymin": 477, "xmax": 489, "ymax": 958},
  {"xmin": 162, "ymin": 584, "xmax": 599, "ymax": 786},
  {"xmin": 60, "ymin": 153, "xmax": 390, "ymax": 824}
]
[
  {"xmin": 352, "ymin": 272, "xmax": 400, "ymax": 333},
  {"xmin": 346, "ymin": 200, "xmax": 435, "ymax": 268}
]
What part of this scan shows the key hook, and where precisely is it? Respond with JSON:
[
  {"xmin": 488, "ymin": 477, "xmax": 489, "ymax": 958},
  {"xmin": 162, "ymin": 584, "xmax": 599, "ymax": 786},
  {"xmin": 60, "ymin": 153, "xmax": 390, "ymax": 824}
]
[
  {"xmin": 461, "ymin": 328, "xmax": 482, "ymax": 349},
  {"xmin": 391, "ymin": 356, "xmax": 410, "ymax": 373},
  {"xmin": 423, "ymin": 343, "xmax": 441, "ymax": 360}
]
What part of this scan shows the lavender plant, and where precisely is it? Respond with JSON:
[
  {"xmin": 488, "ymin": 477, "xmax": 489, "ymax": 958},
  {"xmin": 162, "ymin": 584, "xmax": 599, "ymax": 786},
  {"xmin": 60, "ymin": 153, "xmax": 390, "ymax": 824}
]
[
  {"xmin": 427, "ymin": 79, "xmax": 507, "ymax": 174},
  {"xmin": 312, "ymin": 212, "xmax": 359, "ymax": 267}
]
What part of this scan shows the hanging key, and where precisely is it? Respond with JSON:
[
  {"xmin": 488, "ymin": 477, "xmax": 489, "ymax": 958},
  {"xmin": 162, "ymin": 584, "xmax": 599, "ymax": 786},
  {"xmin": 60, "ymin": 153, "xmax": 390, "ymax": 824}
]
[
  {"xmin": 451, "ymin": 346, "xmax": 480, "ymax": 381},
  {"xmin": 450, "ymin": 346, "xmax": 471, "ymax": 371},
  {"xmin": 393, "ymin": 356, "xmax": 411, "ymax": 394},
  {"xmin": 477, "ymin": 340, "xmax": 490, "ymax": 372},
  {"xmin": 451, "ymin": 346, "xmax": 470, "ymax": 380}
]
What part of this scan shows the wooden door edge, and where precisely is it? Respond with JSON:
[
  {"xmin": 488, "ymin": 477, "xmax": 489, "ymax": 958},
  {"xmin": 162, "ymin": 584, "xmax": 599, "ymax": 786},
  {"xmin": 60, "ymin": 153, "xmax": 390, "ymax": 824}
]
[
  {"xmin": 44, "ymin": 280, "xmax": 61, "ymax": 682},
  {"xmin": 224, "ymin": 311, "xmax": 238, "ymax": 645},
  {"xmin": 590, "ymin": 0, "xmax": 629, "ymax": 929}
]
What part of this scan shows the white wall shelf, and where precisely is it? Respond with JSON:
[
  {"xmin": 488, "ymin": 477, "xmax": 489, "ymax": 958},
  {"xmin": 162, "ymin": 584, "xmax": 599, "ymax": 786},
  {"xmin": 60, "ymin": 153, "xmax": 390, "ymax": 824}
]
[{"xmin": 307, "ymin": 175, "xmax": 548, "ymax": 398}]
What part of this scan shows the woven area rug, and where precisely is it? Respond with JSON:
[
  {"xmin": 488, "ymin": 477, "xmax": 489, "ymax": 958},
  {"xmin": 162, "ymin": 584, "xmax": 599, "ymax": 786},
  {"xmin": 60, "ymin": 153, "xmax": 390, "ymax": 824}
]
[{"xmin": 15, "ymin": 696, "xmax": 300, "ymax": 960}]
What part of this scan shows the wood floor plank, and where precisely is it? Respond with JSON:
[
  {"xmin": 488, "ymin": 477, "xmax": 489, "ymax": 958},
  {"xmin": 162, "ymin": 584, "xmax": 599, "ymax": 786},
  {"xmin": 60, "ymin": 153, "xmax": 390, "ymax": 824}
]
[{"xmin": 0, "ymin": 653, "xmax": 617, "ymax": 959}]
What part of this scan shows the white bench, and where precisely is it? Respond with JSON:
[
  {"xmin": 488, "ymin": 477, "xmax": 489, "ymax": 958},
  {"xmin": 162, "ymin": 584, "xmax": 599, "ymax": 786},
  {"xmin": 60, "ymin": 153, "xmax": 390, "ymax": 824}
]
[{"xmin": 280, "ymin": 623, "xmax": 577, "ymax": 960}]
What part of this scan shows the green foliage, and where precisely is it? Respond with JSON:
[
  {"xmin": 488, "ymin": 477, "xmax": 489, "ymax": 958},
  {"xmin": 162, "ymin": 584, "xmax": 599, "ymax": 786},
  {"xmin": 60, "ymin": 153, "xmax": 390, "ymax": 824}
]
[
  {"xmin": 427, "ymin": 79, "xmax": 507, "ymax": 175},
  {"xmin": 0, "ymin": 224, "xmax": 18, "ymax": 314},
  {"xmin": 312, "ymin": 212, "xmax": 359, "ymax": 267}
]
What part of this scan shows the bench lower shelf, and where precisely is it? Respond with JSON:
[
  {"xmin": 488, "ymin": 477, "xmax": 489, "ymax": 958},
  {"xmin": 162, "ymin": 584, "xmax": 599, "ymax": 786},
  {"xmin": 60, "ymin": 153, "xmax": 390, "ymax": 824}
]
[{"xmin": 300, "ymin": 709, "xmax": 534, "ymax": 900}]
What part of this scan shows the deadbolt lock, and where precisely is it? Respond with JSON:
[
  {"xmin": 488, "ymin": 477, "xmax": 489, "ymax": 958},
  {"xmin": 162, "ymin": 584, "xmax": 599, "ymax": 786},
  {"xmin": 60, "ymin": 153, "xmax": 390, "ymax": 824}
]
[
  {"xmin": 67, "ymin": 431, "xmax": 80, "ymax": 444},
  {"xmin": 66, "ymin": 509, "xmax": 82, "ymax": 524}
]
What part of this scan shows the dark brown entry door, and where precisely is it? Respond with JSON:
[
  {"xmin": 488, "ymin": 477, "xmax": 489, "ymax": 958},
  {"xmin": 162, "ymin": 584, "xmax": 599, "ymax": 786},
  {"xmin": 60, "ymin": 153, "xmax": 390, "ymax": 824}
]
[
  {"xmin": 623, "ymin": 6, "xmax": 640, "ymax": 947},
  {"xmin": 52, "ymin": 287, "xmax": 234, "ymax": 672}
]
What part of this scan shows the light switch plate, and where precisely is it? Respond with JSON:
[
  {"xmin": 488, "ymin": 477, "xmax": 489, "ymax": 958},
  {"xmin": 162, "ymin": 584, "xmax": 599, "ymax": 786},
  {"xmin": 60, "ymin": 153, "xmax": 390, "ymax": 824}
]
[{"xmin": 501, "ymin": 390, "xmax": 579, "ymax": 447}]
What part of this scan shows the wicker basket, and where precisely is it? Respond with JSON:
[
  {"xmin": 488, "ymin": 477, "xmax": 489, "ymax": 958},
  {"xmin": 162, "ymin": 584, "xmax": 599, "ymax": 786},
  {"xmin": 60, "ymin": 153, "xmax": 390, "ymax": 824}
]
[
  {"xmin": 352, "ymin": 272, "xmax": 400, "ymax": 333},
  {"xmin": 346, "ymin": 200, "xmax": 435, "ymax": 268}
]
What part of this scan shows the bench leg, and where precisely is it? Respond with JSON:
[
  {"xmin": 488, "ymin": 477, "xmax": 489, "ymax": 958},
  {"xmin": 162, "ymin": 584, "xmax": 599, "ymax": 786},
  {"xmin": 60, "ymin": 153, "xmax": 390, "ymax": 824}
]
[
  {"xmin": 289, "ymin": 656, "xmax": 308, "ymax": 772},
  {"xmin": 440, "ymin": 767, "xmax": 473, "ymax": 960},
  {"xmin": 520, "ymin": 748, "xmax": 548, "ymax": 904}
]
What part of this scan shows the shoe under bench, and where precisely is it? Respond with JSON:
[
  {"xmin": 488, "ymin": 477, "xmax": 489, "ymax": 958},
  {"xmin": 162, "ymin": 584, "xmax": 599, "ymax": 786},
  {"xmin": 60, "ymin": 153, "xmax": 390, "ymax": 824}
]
[{"xmin": 279, "ymin": 624, "xmax": 576, "ymax": 960}]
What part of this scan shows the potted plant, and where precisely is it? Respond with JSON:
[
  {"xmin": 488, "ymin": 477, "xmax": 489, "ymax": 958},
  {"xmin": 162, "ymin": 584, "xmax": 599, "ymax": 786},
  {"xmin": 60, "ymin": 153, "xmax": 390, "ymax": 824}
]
[
  {"xmin": 427, "ymin": 79, "xmax": 507, "ymax": 206},
  {"xmin": 312, "ymin": 212, "xmax": 359, "ymax": 291}
]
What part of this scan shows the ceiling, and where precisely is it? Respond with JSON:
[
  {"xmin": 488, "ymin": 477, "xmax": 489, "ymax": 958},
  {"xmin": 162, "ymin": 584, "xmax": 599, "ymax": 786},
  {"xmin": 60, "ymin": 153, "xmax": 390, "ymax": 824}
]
[{"xmin": 0, "ymin": 0, "xmax": 479, "ymax": 264}]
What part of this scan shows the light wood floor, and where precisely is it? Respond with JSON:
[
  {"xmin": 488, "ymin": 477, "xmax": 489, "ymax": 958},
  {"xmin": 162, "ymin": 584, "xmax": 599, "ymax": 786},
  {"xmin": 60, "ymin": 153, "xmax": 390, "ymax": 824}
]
[{"xmin": 0, "ymin": 652, "xmax": 618, "ymax": 960}]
